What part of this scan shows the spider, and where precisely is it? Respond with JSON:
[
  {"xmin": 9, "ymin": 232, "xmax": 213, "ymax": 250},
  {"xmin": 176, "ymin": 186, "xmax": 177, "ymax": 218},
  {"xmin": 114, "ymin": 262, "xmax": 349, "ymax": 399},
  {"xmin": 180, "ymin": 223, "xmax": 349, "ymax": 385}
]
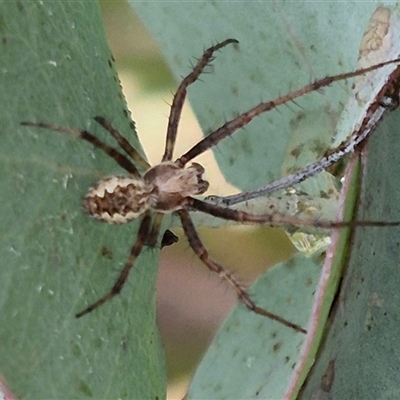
[{"xmin": 21, "ymin": 39, "xmax": 400, "ymax": 334}]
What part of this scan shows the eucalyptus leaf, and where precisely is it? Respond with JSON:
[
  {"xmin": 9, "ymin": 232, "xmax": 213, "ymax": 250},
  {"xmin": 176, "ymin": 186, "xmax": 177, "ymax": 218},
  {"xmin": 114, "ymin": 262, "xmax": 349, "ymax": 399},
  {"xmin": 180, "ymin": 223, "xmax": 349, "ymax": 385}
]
[
  {"xmin": 0, "ymin": 2, "xmax": 165, "ymax": 398},
  {"xmin": 2, "ymin": 1, "xmax": 398, "ymax": 399},
  {"xmin": 300, "ymin": 109, "xmax": 400, "ymax": 399},
  {"xmin": 131, "ymin": 1, "xmax": 400, "ymax": 398}
]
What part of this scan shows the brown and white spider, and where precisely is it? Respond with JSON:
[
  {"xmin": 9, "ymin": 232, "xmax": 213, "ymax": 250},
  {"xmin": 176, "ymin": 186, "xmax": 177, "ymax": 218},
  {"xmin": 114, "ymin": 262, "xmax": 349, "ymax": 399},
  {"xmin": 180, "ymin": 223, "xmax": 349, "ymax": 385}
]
[{"xmin": 21, "ymin": 39, "xmax": 400, "ymax": 333}]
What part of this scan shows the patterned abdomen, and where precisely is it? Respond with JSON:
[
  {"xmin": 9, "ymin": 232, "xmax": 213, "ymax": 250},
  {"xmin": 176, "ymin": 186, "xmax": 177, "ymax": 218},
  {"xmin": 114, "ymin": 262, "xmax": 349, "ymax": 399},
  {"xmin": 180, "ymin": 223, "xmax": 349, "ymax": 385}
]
[{"xmin": 83, "ymin": 176, "xmax": 152, "ymax": 224}]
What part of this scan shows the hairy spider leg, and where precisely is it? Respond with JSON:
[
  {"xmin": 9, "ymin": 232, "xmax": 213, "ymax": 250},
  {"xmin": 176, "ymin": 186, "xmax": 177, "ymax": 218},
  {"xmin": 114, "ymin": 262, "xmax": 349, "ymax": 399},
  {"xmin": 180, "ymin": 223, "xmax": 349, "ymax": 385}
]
[
  {"xmin": 177, "ymin": 209, "xmax": 306, "ymax": 333},
  {"xmin": 179, "ymin": 196, "xmax": 398, "ymax": 330},
  {"xmin": 22, "ymin": 119, "xmax": 179, "ymax": 316},
  {"xmin": 20, "ymin": 121, "xmax": 141, "ymax": 178},
  {"xmin": 75, "ymin": 212, "xmax": 152, "ymax": 318},
  {"xmin": 162, "ymin": 38, "xmax": 238, "ymax": 162},
  {"xmin": 23, "ymin": 44, "xmax": 400, "ymax": 325},
  {"xmin": 148, "ymin": 212, "xmax": 165, "ymax": 247},
  {"xmin": 92, "ymin": 117, "xmax": 170, "ymax": 249},
  {"xmin": 157, "ymin": 39, "xmax": 239, "ymax": 245},
  {"xmin": 94, "ymin": 116, "xmax": 151, "ymax": 171},
  {"xmin": 215, "ymin": 110, "xmax": 382, "ymax": 206},
  {"xmin": 212, "ymin": 66, "xmax": 400, "ymax": 206},
  {"xmin": 175, "ymin": 57, "xmax": 400, "ymax": 167},
  {"xmin": 187, "ymin": 197, "xmax": 400, "ymax": 229}
]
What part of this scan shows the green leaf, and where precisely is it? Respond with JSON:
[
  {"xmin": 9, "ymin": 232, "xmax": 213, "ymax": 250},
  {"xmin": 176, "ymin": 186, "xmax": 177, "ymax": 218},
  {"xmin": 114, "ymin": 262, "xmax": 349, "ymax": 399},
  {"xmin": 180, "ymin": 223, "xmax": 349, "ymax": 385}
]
[
  {"xmin": 0, "ymin": 2, "xmax": 165, "ymax": 398},
  {"xmin": 186, "ymin": 252, "xmax": 321, "ymax": 398},
  {"xmin": 185, "ymin": 156, "xmax": 362, "ymax": 399},
  {"xmin": 300, "ymin": 111, "xmax": 400, "ymax": 398},
  {"xmin": 131, "ymin": 1, "xmax": 399, "ymax": 398},
  {"xmin": 132, "ymin": 1, "xmax": 383, "ymax": 197}
]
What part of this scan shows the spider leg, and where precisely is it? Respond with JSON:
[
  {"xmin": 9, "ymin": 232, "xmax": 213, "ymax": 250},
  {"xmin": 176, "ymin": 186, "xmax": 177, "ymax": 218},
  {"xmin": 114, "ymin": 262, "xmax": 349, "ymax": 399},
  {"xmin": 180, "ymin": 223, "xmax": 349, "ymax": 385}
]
[
  {"xmin": 177, "ymin": 209, "xmax": 306, "ymax": 334},
  {"xmin": 210, "ymin": 63, "xmax": 400, "ymax": 206},
  {"xmin": 176, "ymin": 57, "xmax": 400, "ymax": 167},
  {"xmin": 94, "ymin": 116, "xmax": 151, "ymax": 171},
  {"xmin": 211, "ymin": 105, "xmax": 385, "ymax": 206},
  {"xmin": 75, "ymin": 212, "xmax": 151, "ymax": 318},
  {"xmin": 148, "ymin": 213, "xmax": 179, "ymax": 248},
  {"xmin": 187, "ymin": 197, "xmax": 400, "ymax": 229},
  {"xmin": 147, "ymin": 212, "xmax": 164, "ymax": 247},
  {"xmin": 162, "ymin": 38, "xmax": 238, "ymax": 162},
  {"xmin": 21, "ymin": 121, "xmax": 141, "ymax": 177}
]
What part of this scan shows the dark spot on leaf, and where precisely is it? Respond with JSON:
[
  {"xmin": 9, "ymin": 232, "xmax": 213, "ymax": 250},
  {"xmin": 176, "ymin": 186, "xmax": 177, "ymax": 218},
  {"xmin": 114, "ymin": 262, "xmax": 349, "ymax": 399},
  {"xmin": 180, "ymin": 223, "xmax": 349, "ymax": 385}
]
[
  {"xmin": 78, "ymin": 380, "xmax": 93, "ymax": 397},
  {"xmin": 305, "ymin": 277, "xmax": 313, "ymax": 287},
  {"xmin": 101, "ymin": 246, "xmax": 113, "ymax": 260},
  {"xmin": 290, "ymin": 146, "xmax": 303, "ymax": 158},
  {"xmin": 320, "ymin": 190, "xmax": 330, "ymax": 199},
  {"xmin": 311, "ymin": 139, "xmax": 327, "ymax": 155},
  {"xmin": 272, "ymin": 341, "xmax": 282, "ymax": 352},
  {"xmin": 71, "ymin": 343, "xmax": 81, "ymax": 357},
  {"xmin": 121, "ymin": 337, "xmax": 128, "ymax": 352},
  {"xmin": 321, "ymin": 359, "xmax": 335, "ymax": 392}
]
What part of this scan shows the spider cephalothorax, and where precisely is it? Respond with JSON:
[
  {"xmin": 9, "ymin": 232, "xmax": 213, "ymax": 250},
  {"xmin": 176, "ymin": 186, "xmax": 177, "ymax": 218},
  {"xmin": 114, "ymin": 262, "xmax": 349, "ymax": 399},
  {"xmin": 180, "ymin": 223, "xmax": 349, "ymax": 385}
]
[
  {"xmin": 21, "ymin": 39, "xmax": 400, "ymax": 331},
  {"xmin": 143, "ymin": 161, "xmax": 209, "ymax": 212}
]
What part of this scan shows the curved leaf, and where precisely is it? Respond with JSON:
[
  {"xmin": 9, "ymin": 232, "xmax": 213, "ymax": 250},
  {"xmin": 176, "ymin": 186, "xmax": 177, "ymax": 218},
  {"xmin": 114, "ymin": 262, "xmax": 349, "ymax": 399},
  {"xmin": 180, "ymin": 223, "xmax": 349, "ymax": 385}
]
[
  {"xmin": 130, "ymin": 1, "xmax": 398, "ymax": 398},
  {"xmin": 0, "ymin": 2, "xmax": 165, "ymax": 398},
  {"xmin": 300, "ymin": 109, "xmax": 400, "ymax": 398}
]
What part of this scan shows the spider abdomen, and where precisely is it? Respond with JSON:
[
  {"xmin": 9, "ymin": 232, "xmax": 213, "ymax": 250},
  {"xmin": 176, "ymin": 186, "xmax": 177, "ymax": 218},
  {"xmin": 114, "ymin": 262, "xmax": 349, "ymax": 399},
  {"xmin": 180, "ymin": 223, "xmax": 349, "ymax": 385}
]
[{"xmin": 83, "ymin": 176, "xmax": 152, "ymax": 224}]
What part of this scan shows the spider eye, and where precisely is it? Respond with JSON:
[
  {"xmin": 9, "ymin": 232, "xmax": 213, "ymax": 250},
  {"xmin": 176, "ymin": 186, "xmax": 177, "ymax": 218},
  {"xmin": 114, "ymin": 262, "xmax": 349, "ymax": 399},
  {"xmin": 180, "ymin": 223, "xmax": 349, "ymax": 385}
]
[{"xmin": 83, "ymin": 176, "xmax": 151, "ymax": 224}]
